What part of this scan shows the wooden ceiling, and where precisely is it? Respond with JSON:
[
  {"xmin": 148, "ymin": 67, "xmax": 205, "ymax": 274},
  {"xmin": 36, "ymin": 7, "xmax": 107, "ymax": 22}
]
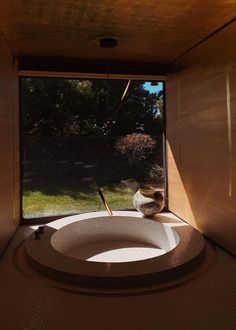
[{"xmin": 0, "ymin": 1, "xmax": 235, "ymax": 69}]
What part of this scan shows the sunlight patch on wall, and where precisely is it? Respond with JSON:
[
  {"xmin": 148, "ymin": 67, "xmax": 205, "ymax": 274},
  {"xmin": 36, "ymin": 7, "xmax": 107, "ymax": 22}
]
[
  {"xmin": 225, "ymin": 68, "xmax": 232, "ymax": 197},
  {"xmin": 166, "ymin": 140, "xmax": 196, "ymax": 227}
]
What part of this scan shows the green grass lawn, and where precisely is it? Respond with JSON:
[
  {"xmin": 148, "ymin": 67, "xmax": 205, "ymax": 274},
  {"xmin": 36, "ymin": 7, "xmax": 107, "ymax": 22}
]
[{"xmin": 22, "ymin": 183, "xmax": 134, "ymax": 218}]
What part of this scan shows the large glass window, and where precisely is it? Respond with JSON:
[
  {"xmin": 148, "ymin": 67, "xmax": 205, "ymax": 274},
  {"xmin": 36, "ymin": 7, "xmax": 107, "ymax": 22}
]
[{"xmin": 21, "ymin": 77, "xmax": 165, "ymax": 219}]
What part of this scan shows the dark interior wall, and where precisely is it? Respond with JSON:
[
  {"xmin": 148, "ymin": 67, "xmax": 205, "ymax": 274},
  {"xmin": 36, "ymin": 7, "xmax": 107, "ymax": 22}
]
[
  {"xmin": 0, "ymin": 34, "xmax": 20, "ymax": 254},
  {"xmin": 166, "ymin": 21, "xmax": 236, "ymax": 255}
]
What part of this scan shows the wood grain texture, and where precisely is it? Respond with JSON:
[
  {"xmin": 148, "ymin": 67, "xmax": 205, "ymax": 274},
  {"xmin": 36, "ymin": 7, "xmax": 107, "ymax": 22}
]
[
  {"xmin": 166, "ymin": 21, "xmax": 236, "ymax": 255},
  {"xmin": 0, "ymin": 1, "xmax": 235, "ymax": 65},
  {"xmin": 0, "ymin": 34, "xmax": 20, "ymax": 255}
]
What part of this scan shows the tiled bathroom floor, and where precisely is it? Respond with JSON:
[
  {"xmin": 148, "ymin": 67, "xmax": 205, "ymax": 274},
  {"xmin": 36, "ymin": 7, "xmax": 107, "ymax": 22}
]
[{"xmin": 0, "ymin": 212, "xmax": 236, "ymax": 330}]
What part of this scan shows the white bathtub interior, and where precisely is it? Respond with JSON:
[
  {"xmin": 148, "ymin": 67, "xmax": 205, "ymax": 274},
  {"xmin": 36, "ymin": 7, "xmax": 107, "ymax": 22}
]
[{"xmin": 50, "ymin": 216, "xmax": 180, "ymax": 263}]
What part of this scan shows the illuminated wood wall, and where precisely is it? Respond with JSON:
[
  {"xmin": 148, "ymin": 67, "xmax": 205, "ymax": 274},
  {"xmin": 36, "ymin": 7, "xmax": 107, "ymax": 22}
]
[
  {"xmin": 166, "ymin": 21, "xmax": 236, "ymax": 255},
  {"xmin": 0, "ymin": 34, "xmax": 20, "ymax": 254}
]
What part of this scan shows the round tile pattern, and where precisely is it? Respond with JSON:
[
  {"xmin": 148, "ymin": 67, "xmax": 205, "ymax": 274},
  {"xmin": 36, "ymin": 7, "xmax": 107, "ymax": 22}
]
[{"xmin": 24, "ymin": 213, "xmax": 205, "ymax": 288}]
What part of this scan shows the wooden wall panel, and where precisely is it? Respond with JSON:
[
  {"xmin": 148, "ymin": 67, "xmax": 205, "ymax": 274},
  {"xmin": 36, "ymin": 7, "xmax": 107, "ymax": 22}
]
[
  {"xmin": 166, "ymin": 22, "xmax": 236, "ymax": 255},
  {"xmin": 0, "ymin": 34, "xmax": 20, "ymax": 255}
]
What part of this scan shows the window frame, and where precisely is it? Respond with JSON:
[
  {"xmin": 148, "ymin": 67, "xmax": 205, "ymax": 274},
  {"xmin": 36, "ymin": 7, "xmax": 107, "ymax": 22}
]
[{"xmin": 19, "ymin": 72, "xmax": 167, "ymax": 224}]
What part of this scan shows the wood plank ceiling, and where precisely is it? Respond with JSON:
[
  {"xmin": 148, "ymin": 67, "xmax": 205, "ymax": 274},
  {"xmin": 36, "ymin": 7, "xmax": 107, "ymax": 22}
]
[{"xmin": 0, "ymin": 1, "xmax": 235, "ymax": 69}]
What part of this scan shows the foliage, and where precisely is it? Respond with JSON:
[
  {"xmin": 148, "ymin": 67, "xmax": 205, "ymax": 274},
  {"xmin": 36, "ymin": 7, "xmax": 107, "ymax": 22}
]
[
  {"xmin": 21, "ymin": 78, "xmax": 163, "ymax": 137},
  {"xmin": 21, "ymin": 78, "xmax": 165, "ymax": 217},
  {"xmin": 148, "ymin": 164, "xmax": 165, "ymax": 187},
  {"xmin": 115, "ymin": 133, "xmax": 156, "ymax": 165}
]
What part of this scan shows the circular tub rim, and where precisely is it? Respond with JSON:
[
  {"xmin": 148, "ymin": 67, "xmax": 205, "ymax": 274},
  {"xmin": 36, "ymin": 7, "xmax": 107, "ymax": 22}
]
[
  {"xmin": 50, "ymin": 216, "xmax": 180, "ymax": 262},
  {"xmin": 24, "ymin": 214, "xmax": 205, "ymax": 288}
]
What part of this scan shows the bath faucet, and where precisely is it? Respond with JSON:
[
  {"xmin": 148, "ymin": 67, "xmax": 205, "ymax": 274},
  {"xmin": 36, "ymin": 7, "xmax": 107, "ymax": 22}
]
[
  {"xmin": 38, "ymin": 226, "xmax": 44, "ymax": 234},
  {"xmin": 34, "ymin": 229, "xmax": 41, "ymax": 240}
]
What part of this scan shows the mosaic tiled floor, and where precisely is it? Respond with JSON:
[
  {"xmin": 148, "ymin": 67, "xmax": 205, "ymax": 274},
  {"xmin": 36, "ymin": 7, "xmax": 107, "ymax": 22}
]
[{"xmin": 0, "ymin": 213, "xmax": 236, "ymax": 330}]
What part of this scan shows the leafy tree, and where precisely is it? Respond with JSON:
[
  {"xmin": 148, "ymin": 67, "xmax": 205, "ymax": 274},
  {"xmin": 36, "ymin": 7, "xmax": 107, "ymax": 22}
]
[{"xmin": 21, "ymin": 78, "xmax": 163, "ymax": 137}]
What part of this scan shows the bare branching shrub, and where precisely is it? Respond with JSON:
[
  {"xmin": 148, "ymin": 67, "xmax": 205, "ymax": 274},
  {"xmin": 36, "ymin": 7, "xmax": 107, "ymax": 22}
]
[{"xmin": 115, "ymin": 133, "xmax": 156, "ymax": 165}]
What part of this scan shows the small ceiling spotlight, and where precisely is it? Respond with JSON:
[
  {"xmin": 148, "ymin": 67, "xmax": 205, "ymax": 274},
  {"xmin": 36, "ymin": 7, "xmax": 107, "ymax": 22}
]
[{"xmin": 99, "ymin": 37, "xmax": 118, "ymax": 48}]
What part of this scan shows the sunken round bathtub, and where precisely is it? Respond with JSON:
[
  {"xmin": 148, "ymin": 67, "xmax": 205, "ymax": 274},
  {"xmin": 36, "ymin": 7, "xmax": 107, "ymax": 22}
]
[{"xmin": 24, "ymin": 215, "xmax": 205, "ymax": 288}]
